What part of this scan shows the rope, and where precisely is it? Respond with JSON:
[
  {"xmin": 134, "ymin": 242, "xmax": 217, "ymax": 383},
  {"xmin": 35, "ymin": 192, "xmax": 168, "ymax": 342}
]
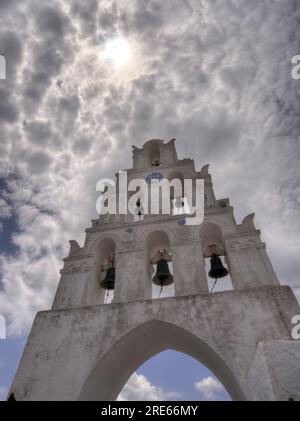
[{"xmin": 210, "ymin": 279, "xmax": 218, "ymax": 293}]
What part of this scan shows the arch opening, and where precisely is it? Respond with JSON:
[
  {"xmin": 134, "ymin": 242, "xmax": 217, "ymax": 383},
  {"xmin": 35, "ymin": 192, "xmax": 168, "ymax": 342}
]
[
  {"xmin": 117, "ymin": 349, "xmax": 232, "ymax": 401},
  {"xmin": 200, "ymin": 223, "xmax": 233, "ymax": 293},
  {"xmin": 167, "ymin": 171, "xmax": 189, "ymax": 215},
  {"xmin": 90, "ymin": 238, "xmax": 116, "ymax": 305},
  {"xmin": 146, "ymin": 231, "xmax": 174, "ymax": 299},
  {"xmin": 78, "ymin": 320, "xmax": 246, "ymax": 401},
  {"xmin": 148, "ymin": 142, "xmax": 161, "ymax": 167}
]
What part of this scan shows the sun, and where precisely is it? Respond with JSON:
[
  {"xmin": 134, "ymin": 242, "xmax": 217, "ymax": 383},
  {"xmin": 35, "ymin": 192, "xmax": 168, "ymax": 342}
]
[{"xmin": 103, "ymin": 37, "xmax": 131, "ymax": 69}]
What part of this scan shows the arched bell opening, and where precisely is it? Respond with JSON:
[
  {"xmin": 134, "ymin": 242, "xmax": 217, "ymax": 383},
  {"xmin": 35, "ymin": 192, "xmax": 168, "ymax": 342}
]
[
  {"xmin": 127, "ymin": 189, "xmax": 145, "ymax": 223},
  {"xmin": 97, "ymin": 238, "xmax": 116, "ymax": 304},
  {"xmin": 148, "ymin": 141, "xmax": 161, "ymax": 167},
  {"xmin": 134, "ymin": 197, "xmax": 145, "ymax": 222},
  {"xmin": 146, "ymin": 231, "xmax": 175, "ymax": 299},
  {"xmin": 199, "ymin": 224, "xmax": 233, "ymax": 293},
  {"xmin": 167, "ymin": 171, "xmax": 189, "ymax": 216}
]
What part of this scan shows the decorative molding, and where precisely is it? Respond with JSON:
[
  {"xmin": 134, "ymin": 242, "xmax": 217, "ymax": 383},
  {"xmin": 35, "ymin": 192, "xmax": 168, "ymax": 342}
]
[
  {"xmin": 63, "ymin": 253, "xmax": 93, "ymax": 263},
  {"xmin": 145, "ymin": 172, "xmax": 164, "ymax": 184},
  {"xmin": 225, "ymin": 229, "xmax": 261, "ymax": 241},
  {"xmin": 115, "ymin": 248, "xmax": 145, "ymax": 257},
  {"xmin": 61, "ymin": 263, "xmax": 92, "ymax": 274}
]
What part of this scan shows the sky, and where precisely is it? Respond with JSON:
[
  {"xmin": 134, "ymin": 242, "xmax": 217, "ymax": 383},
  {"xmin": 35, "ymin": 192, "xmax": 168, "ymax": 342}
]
[{"xmin": 0, "ymin": 0, "xmax": 300, "ymax": 401}]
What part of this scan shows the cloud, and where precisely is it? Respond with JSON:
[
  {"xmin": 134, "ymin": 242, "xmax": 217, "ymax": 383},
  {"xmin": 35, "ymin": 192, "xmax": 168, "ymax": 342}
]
[
  {"xmin": 0, "ymin": 88, "xmax": 18, "ymax": 123},
  {"xmin": 36, "ymin": 6, "xmax": 71, "ymax": 39},
  {"xmin": 24, "ymin": 150, "xmax": 52, "ymax": 174},
  {"xmin": 118, "ymin": 372, "xmax": 178, "ymax": 401},
  {"xmin": 0, "ymin": 30, "xmax": 23, "ymax": 78},
  {"xmin": 24, "ymin": 120, "xmax": 53, "ymax": 146},
  {"xmin": 0, "ymin": 0, "xmax": 299, "ymax": 337},
  {"xmin": 70, "ymin": 0, "xmax": 99, "ymax": 36},
  {"xmin": 194, "ymin": 376, "xmax": 225, "ymax": 400},
  {"xmin": 0, "ymin": 198, "xmax": 12, "ymax": 219}
]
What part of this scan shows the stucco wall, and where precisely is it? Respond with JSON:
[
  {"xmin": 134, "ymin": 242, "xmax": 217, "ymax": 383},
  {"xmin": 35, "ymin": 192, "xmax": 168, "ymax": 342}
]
[{"xmin": 10, "ymin": 285, "xmax": 299, "ymax": 401}]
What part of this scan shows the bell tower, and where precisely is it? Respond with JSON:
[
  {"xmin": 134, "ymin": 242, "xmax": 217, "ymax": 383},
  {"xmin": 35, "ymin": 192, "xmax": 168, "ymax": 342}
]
[{"xmin": 10, "ymin": 139, "xmax": 300, "ymax": 401}]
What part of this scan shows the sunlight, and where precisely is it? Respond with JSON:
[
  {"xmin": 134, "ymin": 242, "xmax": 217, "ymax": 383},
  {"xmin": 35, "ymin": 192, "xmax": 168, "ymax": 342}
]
[{"xmin": 103, "ymin": 37, "xmax": 131, "ymax": 69}]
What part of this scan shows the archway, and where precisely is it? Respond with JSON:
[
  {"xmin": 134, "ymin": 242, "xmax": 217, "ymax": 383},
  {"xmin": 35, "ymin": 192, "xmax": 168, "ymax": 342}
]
[
  {"xmin": 167, "ymin": 171, "xmax": 187, "ymax": 215},
  {"xmin": 87, "ymin": 237, "xmax": 117, "ymax": 305},
  {"xmin": 78, "ymin": 320, "xmax": 246, "ymax": 401},
  {"xmin": 146, "ymin": 231, "xmax": 174, "ymax": 299},
  {"xmin": 118, "ymin": 349, "xmax": 231, "ymax": 401},
  {"xmin": 199, "ymin": 223, "xmax": 233, "ymax": 293},
  {"xmin": 147, "ymin": 141, "xmax": 161, "ymax": 166}
]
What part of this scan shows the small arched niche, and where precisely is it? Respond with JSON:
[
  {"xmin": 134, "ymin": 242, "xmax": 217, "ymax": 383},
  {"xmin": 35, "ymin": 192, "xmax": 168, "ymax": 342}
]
[
  {"xmin": 127, "ymin": 190, "xmax": 145, "ymax": 223},
  {"xmin": 146, "ymin": 230, "xmax": 174, "ymax": 299},
  {"xmin": 95, "ymin": 238, "xmax": 116, "ymax": 304},
  {"xmin": 148, "ymin": 141, "xmax": 161, "ymax": 167},
  {"xmin": 167, "ymin": 171, "xmax": 188, "ymax": 215},
  {"xmin": 199, "ymin": 223, "xmax": 233, "ymax": 293}
]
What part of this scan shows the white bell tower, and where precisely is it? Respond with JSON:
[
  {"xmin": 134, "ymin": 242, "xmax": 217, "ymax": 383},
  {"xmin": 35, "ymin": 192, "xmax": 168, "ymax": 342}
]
[{"xmin": 10, "ymin": 139, "xmax": 300, "ymax": 401}]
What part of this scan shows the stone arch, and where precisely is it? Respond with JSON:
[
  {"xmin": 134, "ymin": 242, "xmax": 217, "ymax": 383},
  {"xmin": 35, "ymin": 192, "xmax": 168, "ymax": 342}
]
[
  {"xmin": 145, "ymin": 230, "xmax": 174, "ymax": 298},
  {"xmin": 78, "ymin": 319, "xmax": 246, "ymax": 401},
  {"xmin": 137, "ymin": 224, "xmax": 175, "ymax": 248},
  {"xmin": 167, "ymin": 170, "xmax": 185, "ymax": 185},
  {"xmin": 86, "ymin": 236, "xmax": 119, "ymax": 305},
  {"xmin": 199, "ymin": 222, "xmax": 232, "ymax": 292},
  {"xmin": 199, "ymin": 222, "xmax": 226, "ymax": 257},
  {"xmin": 87, "ymin": 232, "xmax": 122, "ymax": 255},
  {"xmin": 145, "ymin": 139, "xmax": 161, "ymax": 167},
  {"xmin": 146, "ymin": 230, "xmax": 171, "ymax": 258}
]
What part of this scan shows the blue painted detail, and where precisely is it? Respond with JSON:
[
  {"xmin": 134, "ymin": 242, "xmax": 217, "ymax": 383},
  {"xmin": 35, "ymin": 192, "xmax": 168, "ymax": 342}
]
[
  {"xmin": 178, "ymin": 218, "xmax": 186, "ymax": 226},
  {"xmin": 126, "ymin": 228, "xmax": 134, "ymax": 234},
  {"xmin": 145, "ymin": 172, "xmax": 164, "ymax": 184}
]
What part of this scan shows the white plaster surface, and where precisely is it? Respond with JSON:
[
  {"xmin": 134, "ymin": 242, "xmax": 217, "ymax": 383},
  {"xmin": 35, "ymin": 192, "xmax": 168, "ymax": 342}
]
[
  {"xmin": 10, "ymin": 140, "xmax": 300, "ymax": 401},
  {"xmin": 10, "ymin": 286, "xmax": 300, "ymax": 401}
]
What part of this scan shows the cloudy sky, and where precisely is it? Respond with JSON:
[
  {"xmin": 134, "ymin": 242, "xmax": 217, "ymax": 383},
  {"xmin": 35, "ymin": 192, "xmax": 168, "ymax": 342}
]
[{"xmin": 0, "ymin": 0, "xmax": 300, "ymax": 400}]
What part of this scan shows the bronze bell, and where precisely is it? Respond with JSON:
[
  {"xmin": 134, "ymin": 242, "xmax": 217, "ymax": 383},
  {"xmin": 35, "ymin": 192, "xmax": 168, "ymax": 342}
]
[
  {"xmin": 100, "ymin": 267, "xmax": 115, "ymax": 290},
  {"xmin": 152, "ymin": 259, "xmax": 174, "ymax": 287},
  {"xmin": 208, "ymin": 255, "xmax": 229, "ymax": 279}
]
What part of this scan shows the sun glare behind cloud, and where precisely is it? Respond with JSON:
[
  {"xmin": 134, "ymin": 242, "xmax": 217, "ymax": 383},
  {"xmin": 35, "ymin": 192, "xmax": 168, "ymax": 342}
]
[{"xmin": 103, "ymin": 37, "xmax": 131, "ymax": 69}]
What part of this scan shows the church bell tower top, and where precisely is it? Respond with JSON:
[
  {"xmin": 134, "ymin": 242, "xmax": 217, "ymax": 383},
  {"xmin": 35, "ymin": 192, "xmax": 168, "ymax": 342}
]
[{"xmin": 132, "ymin": 138, "xmax": 178, "ymax": 170}]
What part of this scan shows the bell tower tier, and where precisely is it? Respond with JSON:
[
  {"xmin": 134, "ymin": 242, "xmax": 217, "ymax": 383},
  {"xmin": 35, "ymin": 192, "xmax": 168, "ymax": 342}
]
[
  {"xmin": 52, "ymin": 138, "xmax": 280, "ymax": 308},
  {"xmin": 9, "ymin": 138, "xmax": 300, "ymax": 401},
  {"xmin": 132, "ymin": 138, "xmax": 178, "ymax": 169}
]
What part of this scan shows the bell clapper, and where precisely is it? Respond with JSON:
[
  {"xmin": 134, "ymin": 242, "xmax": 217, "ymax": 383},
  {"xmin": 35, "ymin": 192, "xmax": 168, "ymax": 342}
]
[{"xmin": 158, "ymin": 283, "xmax": 163, "ymax": 298}]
